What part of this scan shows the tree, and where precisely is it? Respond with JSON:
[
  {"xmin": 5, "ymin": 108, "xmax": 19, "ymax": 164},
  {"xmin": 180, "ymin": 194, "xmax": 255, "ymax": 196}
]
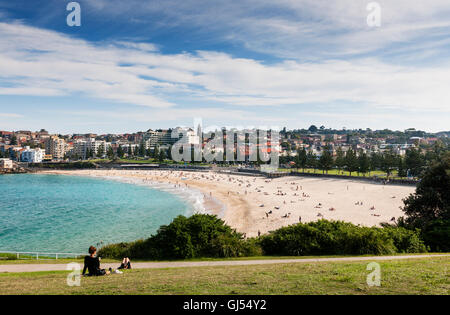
[
  {"xmin": 403, "ymin": 153, "xmax": 450, "ymax": 226},
  {"xmin": 381, "ymin": 150, "xmax": 396, "ymax": 178},
  {"xmin": 146, "ymin": 148, "xmax": 153, "ymax": 159},
  {"xmin": 154, "ymin": 146, "xmax": 160, "ymax": 161},
  {"xmin": 401, "ymin": 152, "xmax": 450, "ymax": 251},
  {"xmin": 335, "ymin": 147, "xmax": 345, "ymax": 174},
  {"xmin": 308, "ymin": 125, "xmax": 318, "ymax": 133},
  {"xmin": 158, "ymin": 148, "xmax": 166, "ymax": 162},
  {"xmin": 117, "ymin": 145, "xmax": 125, "ymax": 159},
  {"xmin": 127, "ymin": 145, "xmax": 133, "ymax": 157},
  {"xmin": 97, "ymin": 143, "xmax": 105, "ymax": 158},
  {"xmin": 397, "ymin": 156, "xmax": 407, "ymax": 178},
  {"xmin": 345, "ymin": 148, "xmax": 358, "ymax": 176},
  {"xmin": 296, "ymin": 148, "xmax": 307, "ymax": 172},
  {"xmin": 319, "ymin": 147, "xmax": 333, "ymax": 174},
  {"xmin": 10, "ymin": 135, "xmax": 17, "ymax": 145},
  {"xmin": 306, "ymin": 151, "xmax": 317, "ymax": 172},
  {"xmin": 167, "ymin": 145, "xmax": 173, "ymax": 161},
  {"xmin": 357, "ymin": 150, "xmax": 370, "ymax": 176},
  {"xmin": 139, "ymin": 141, "xmax": 146, "ymax": 157},
  {"xmin": 405, "ymin": 148, "xmax": 424, "ymax": 177},
  {"xmin": 370, "ymin": 152, "xmax": 382, "ymax": 173},
  {"xmin": 107, "ymin": 146, "xmax": 115, "ymax": 160},
  {"xmin": 85, "ymin": 148, "xmax": 92, "ymax": 160}
]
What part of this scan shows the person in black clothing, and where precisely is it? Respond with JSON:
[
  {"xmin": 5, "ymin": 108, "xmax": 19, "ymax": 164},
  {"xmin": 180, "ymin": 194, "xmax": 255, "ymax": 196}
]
[
  {"xmin": 118, "ymin": 257, "xmax": 131, "ymax": 270},
  {"xmin": 82, "ymin": 246, "xmax": 110, "ymax": 276}
]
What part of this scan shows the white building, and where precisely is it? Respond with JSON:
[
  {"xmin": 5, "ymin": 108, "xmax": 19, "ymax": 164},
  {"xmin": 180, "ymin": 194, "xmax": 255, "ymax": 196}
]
[
  {"xmin": 21, "ymin": 147, "xmax": 45, "ymax": 163},
  {"xmin": 0, "ymin": 158, "xmax": 13, "ymax": 169},
  {"xmin": 143, "ymin": 129, "xmax": 187, "ymax": 149},
  {"xmin": 73, "ymin": 138, "xmax": 111, "ymax": 158}
]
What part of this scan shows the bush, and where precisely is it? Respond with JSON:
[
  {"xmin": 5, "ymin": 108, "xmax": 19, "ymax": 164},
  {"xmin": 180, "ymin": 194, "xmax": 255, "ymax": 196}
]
[
  {"xmin": 0, "ymin": 253, "xmax": 17, "ymax": 260},
  {"xmin": 382, "ymin": 226, "xmax": 428, "ymax": 253},
  {"xmin": 99, "ymin": 214, "xmax": 260, "ymax": 260},
  {"xmin": 99, "ymin": 216, "xmax": 427, "ymax": 260},
  {"xmin": 259, "ymin": 220, "xmax": 426, "ymax": 256},
  {"xmin": 30, "ymin": 162, "xmax": 97, "ymax": 169}
]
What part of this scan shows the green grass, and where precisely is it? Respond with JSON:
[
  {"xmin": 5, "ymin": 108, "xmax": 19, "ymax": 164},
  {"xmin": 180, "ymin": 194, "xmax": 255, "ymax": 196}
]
[
  {"xmin": 86, "ymin": 159, "xmax": 110, "ymax": 163},
  {"xmin": 0, "ymin": 257, "xmax": 448, "ymax": 295},
  {"xmin": 1, "ymin": 253, "xmax": 447, "ymax": 265},
  {"xmin": 0, "ymin": 257, "xmax": 120, "ymax": 265},
  {"xmin": 282, "ymin": 168, "xmax": 409, "ymax": 179}
]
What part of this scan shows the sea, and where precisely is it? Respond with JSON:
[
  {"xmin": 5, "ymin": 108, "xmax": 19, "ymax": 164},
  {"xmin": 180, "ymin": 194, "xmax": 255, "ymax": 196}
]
[{"xmin": 0, "ymin": 174, "xmax": 201, "ymax": 253}]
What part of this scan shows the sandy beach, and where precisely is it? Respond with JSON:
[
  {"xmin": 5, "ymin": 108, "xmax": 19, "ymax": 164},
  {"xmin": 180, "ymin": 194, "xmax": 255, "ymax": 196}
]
[{"xmin": 39, "ymin": 169, "xmax": 415, "ymax": 237}]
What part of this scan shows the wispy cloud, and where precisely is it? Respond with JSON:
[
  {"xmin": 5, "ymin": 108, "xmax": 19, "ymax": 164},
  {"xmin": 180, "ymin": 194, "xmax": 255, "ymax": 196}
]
[
  {"xmin": 0, "ymin": 112, "xmax": 23, "ymax": 118},
  {"xmin": 1, "ymin": 21, "xmax": 450, "ymax": 114},
  {"xmin": 81, "ymin": 0, "xmax": 450, "ymax": 60}
]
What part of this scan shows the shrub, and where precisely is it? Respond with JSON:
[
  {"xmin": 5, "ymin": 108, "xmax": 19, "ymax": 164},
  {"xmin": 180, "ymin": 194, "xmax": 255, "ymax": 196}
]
[
  {"xmin": 382, "ymin": 226, "xmax": 427, "ymax": 253},
  {"xmin": 0, "ymin": 253, "xmax": 17, "ymax": 260},
  {"xmin": 99, "ymin": 214, "xmax": 259, "ymax": 260},
  {"xmin": 259, "ymin": 220, "xmax": 426, "ymax": 256},
  {"xmin": 99, "ymin": 216, "xmax": 427, "ymax": 260},
  {"xmin": 29, "ymin": 162, "xmax": 97, "ymax": 169}
]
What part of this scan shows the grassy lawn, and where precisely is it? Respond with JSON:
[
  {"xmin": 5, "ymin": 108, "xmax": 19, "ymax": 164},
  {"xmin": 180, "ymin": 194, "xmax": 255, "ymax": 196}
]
[
  {"xmin": 2, "ymin": 253, "xmax": 446, "ymax": 265},
  {"xmin": 0, "ymin": 257, "xmax": 119, "ymax": 265},
  {"xmin": 282, "ymin": 168, "xmax": 408, "ymax": 179},
  {"xmin": 0, "ymin": 257, "xmax": 448, "ymax": 295}
]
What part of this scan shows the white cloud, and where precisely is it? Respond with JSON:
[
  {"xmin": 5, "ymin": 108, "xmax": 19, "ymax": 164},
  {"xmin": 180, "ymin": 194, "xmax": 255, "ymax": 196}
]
[
  {"xmin": 0, "ymin": 112, "xmax": 23, "ymax": 118},
  {"xmin": 0, "ymin": 21, "xmax": 450, "ymax": 116},
  {"xmin": 83, "ymin": 0, "xmax": 450, "ymax": 59}
]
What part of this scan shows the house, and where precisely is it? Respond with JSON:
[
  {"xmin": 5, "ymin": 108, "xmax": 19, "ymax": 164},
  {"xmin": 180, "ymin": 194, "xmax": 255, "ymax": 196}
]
[{"xmin": 0, "ymin": 158, "xmax": 13, "ymax": 169}]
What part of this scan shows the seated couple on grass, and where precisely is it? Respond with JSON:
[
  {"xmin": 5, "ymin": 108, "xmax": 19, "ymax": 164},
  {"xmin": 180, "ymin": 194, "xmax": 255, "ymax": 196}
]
[{"xmin": 82, "ymin": 245, "xmax": 131, "ymax": 276}]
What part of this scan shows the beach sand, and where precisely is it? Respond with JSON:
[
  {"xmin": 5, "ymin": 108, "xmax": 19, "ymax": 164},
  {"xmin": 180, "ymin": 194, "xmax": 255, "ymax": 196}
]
[{"xmin": 39, "ymin": 169, "xmax": 415, "ymax": 237}]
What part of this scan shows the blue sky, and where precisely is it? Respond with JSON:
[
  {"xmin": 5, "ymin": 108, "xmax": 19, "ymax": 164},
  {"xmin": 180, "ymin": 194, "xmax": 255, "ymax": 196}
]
[{"xmin": 0, "ymin": 0, "xmax": 449, "ymax": 134}]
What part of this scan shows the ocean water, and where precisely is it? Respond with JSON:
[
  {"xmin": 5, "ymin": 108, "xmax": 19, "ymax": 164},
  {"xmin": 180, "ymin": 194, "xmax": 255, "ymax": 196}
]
[{"xmin": 0, "ymin": 174, "xmax": 193, "ymax": 253}]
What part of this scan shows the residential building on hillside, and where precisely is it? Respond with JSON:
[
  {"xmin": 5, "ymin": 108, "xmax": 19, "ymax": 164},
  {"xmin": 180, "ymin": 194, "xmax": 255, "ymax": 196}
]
[
  {"xmin": 45, "ymin": 136, "xmax": 67, "ymax": 160},
  {"xmin": 73, "ymin": 138, "xmax": 111, "ymax": 158},
  {"xmin": 0, "ymin": 158, "xmax": 13, "ymax": 169},
  {"xmin": 21, "ymin": 147, "xmax": 45, "ymax": 163},
  {"xmin": 143, "ymin": 129, "xmax": 186, "ymax": 148}
]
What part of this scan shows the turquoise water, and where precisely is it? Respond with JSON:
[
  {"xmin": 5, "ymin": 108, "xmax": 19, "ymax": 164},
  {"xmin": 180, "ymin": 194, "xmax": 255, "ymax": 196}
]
[{"xmin": 0, "ymin": 174, "xmax": 192, "ymax": 253}]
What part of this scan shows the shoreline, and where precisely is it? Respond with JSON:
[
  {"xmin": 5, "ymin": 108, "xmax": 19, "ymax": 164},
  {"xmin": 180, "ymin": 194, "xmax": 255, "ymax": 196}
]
[
  {"xmin": 37, "ymin": 169, "xmax": 254, "ymax": 234},
  {"xmin": 36, "ymin": 169, "xmax": 416, "ymax": 237},
  {"xmin": 98, "ymin": 173, "xmax": 226, "ymax": 218}
]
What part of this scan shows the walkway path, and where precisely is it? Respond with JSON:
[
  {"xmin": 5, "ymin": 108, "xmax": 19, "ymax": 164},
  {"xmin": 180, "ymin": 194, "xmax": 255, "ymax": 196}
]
[{"xmin": 1, "ymin": 254, "xmax": 448, "ymax": 273}]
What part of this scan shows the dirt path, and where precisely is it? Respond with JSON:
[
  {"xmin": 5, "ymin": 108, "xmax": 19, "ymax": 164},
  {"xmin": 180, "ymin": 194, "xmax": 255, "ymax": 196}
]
[{"xmin": 1, "ymin": 254, "xmax": 448, "ymax": 273}]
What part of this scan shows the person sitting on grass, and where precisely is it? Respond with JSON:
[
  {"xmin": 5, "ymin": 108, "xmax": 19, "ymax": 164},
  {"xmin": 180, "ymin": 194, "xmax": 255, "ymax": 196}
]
[
  {"xmin": 82, "ymin": 246, "xmax": 110, "ymax": 276},
  {"xmin": 118, "ymin": 257, "xmax": 132, "ymax": 270}
]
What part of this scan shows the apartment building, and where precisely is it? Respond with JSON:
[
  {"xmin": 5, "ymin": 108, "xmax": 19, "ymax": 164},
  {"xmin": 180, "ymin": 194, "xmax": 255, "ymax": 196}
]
[
  {"xmin": 142, "ymin": 128, "xmax": 195, "ymax": 149},
  {"xmin": 21, "ymin": 147, "xmax": 45, "ymax": 163},
  {"xmin": 73, "ymin": 138, "xmax": 111, "ymax": 158},
  {"xmin": 45, "ymin": 136, "xmax": 67, "ymax": 160}
]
